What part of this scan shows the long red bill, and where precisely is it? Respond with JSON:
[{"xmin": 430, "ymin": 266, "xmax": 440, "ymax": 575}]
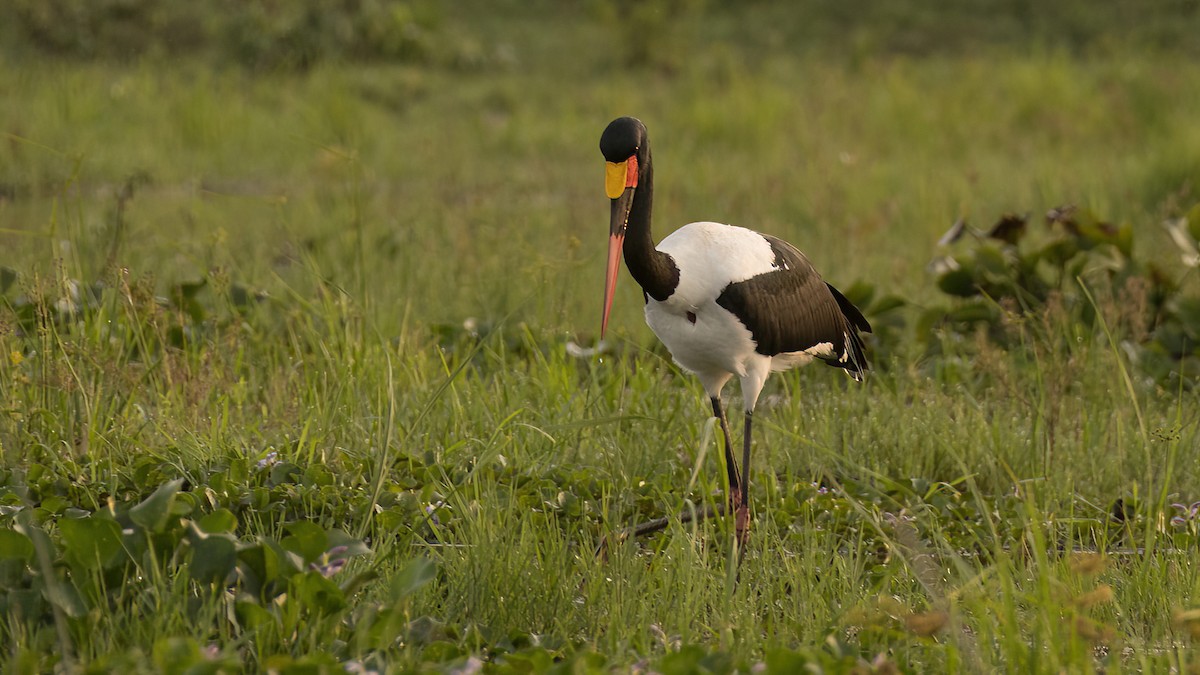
[{"xmin": 601, "ymin": 232, "xmax": 624, "ymax": 339}]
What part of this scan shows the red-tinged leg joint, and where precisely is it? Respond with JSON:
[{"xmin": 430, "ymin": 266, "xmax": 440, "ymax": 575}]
[
  {"xmin": 734, "ymin": 503, "xmax": 751, "ymax": 546},
  {"xmin": 728, "ymin": 488, "xmax": 742, "ymax": 512}
]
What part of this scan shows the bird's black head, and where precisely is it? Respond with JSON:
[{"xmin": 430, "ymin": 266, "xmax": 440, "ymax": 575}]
[
  {"xmin": 599, "ymin": 116, "xmax": 649, "ymax": 339},
  {"xmin": 599, "ymin": 116, "xmax": 646, "ymax": 163}
]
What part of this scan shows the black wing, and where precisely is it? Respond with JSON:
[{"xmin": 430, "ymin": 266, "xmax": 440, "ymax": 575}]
[{"xmin": 715, "ymin": 234, "xmax": 871, "ymax": 377}]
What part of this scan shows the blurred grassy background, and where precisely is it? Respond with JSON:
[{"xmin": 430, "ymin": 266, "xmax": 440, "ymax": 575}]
[{"xmin": 3, "ymin": 0, "xmax": 1200, "ymax": 334}]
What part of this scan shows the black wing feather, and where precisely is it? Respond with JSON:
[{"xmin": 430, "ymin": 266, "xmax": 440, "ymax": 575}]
[{"xmin": 715, "ymin": 234, "xmax": 871, "ymax": 377}]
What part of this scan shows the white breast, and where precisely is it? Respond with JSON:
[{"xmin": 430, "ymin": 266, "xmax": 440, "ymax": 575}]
[{"xmin": 641, "ymin": 222, "xmax": 781, "ymax": 386}]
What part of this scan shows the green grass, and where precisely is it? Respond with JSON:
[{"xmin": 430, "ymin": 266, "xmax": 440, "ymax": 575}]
[{"xmin": 3, "ymin": 3, "xmax": 1200, "ymax": 673}]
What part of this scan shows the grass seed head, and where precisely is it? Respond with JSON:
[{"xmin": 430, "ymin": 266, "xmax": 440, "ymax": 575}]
[
  {"xmin": 905, "ymin": 610, "xmax": 949, "ymax": 637},
  {"xmin": 1068, "ymin": 552, "xmax": 1108, "ymax": 576}
]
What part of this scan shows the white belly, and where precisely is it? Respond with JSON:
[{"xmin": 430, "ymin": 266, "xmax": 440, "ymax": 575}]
[{"xmin": 645, "ymin": 298, "xmax": 753, "ymax": 374}]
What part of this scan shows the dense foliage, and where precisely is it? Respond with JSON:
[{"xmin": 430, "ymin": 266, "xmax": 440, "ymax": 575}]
[{"xmin": 8, "ymin": 0, "xmax": 446, "ymax": 68}]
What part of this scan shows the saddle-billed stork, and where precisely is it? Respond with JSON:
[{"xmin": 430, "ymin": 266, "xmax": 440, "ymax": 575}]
[{"xmin": 599, "ymin": 116, "xmax": 871, "ymax": 548}]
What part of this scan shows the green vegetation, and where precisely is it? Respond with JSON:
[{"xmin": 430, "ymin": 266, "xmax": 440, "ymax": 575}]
[{"xmin": 3, "ymin": 1, "xmax": 1200, "ymax": 672}]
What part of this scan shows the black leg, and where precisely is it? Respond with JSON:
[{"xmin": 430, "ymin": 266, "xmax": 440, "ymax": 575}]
[
  {"xmin": 735, "ymin": 410, "xmax": 753, "ymax": 546},
  {"xmin": 595, "ymin": 401, "xmax": 753, "ymax": 559},
  {"xmin": 711, "ymin": 396, "xmax": 742, "ymax": 510}
]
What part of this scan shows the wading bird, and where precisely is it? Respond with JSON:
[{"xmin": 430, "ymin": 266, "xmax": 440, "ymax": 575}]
[{"xmin": 599, "ymin": 116, "xmax": 871, "ymax": 547}]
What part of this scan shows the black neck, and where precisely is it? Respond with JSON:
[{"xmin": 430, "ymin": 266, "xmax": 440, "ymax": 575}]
[{"xmin": 624, "ymin": 147, "xmax": 679, "ymax": 301}]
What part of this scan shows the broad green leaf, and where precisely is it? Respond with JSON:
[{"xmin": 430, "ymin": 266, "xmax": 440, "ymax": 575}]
[
  {"xmin": 498, "ymin": 649, "xmax": 556, "ymax": 673},
  {"xmin": 291, "ymin": 570, "xmax": 347, "ymax": 614},
  {"xmin": 43, "ymin": 576, "xmax": 88, "ymax": 618},
  {"xmin": 937, "ymin": 265, "xmax": 977, "ymax": 297},
  {"xmin": 304, "ymin": 464, "xmax": 335, "ymax": 487},
  {"xmin": 189, "ymin": 533, "xmax": 237, "ymax": 585},
  {"xmin": 129, "ymin": 479, "xmax": 184, "ymax": 533},
  {"xmin": 946, "ymin": 301, "xmax": 998, "ymax": 324},
  {"xmin": 238, "ymin": 537, "xmax": 303, "ymax": 597},
  {"xmin": 5, "ymin": 587, "xmax": 45, "ymax": 621},
  {"xmin": 870, "ymin": 294, "xmax": 906, "ymax": 314},
  {"xmin": 839, "ymin": 279, "xmax": 875, "ymax": 309},
  {"xmin": 325, "ymin": 528, "xmax": 372, "ymax": 559},
  {"xmin": 235, "ymin": 599, "xmax": 274, "ymax": 632},
  {"xmin": 973, "ymin": 242, "xmax": 1010, "ymax": 276},
  {"xmin": 282, "ymin": 521, "xmax": 327, "ymax": 563},
  {"xmin": 59, "ymin": 516, "xmax": 125, "ymax": 571},
  {"xmin": 196, "ymin": 508, "xmax": 238, "ymax": 534},
  {"xmin": 656, "ymin": 645, "xmax": 710, "ymax": 675},
  {"xmin": 152, "ymin": 637, "xmax": 202, "ymax": 675},
  {"xmin": 269, "ymin": 462, "xmax": 302, "ymax": 486},
  {"xmin": 0, "ymin": 559, "xmax": 26, "ymax": 589},
  {"xmin": 0, "ymin": 530, "xmax": 33, "ymax": 561},
  {"xmin": 0, "ymin": 267, "xmax": 16, "ymax": 295}
]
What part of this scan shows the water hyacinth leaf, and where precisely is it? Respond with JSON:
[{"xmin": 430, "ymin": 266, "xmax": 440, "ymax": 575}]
[
  {"xmin": 0, "ymin": 529, "xmax": 34, "ymax": 560},
  {"xmin": 1172, "ymin": 297, "xmax": 1200, "ymax": 340},
  {"xmin": 946, "ymin": 301, "xmax": 998, "ymax": 325},
  {"xmin": 409, "ymin": 620, "xmax": 459, "ymax": 648},
  {"xmin": 656, "ymin": 645, "xmax": 727, "ymax": 675},
  {"xmin": 59, "ymin": 516, "xmax": 126, "ymax": 571},
  {"xmin": 1035, "ymin": 237, "xmax": 1081, "ymax": 266},
  {"xmin": 763, "ymin": 647, "xmax": 815, "ymax": 673},
  {"xmin": 839, "ymin": 279, "xmax": 875, "ymax": 310},
  {"xmin": 325, "ymin": 528, "xmax": 372, "ymax": 559},
  {"xmin": 189, "ymin": 533, "xmax": 238, "ymax": 585},
  {"xmin": 44, "ymin": 576, "xmax": 88, "ymax": 618},
  {"xmin": 292, "ymin": 570, "xmax": 347, "ymax": 614},
  {"xmin": 269, "ymin": 653, "xmax": 342, "ymax": 672},
  {"xmin": 937, "ymin": 264, "xmax": 977, "ymax": 297},
  {"xmin": 129, "ymin": 478, "xmax": 184, "ymax": 533},
  {"xmin": 870, "ymin": 294, "xmax": 906, "ymax": 314},
  {"xmin": 1047, "ymin": 205, "xmax": 1128, "ymax": 253},
  {"xmin": 5, "ymin": 587, "xmax": 45, "ymax": 620},
  {"xmin": 303, "ymin": 464, "xmax": 335, "ymax": 486},
  {"xmin": 152, "ymin": 636, "xmax": 204, "ymax": 675},
  {"xmin": 973, "ymin": 242, "xmax": 1010, "ymax": 276},
  {"xmin": 237, "ymin": 538, "xmax": 300, "ymax": 598},
  {"xmin": 497, "ymin": 648, "xmax": 556, "ymax": 673},
  {"xmin": 196, "ymin": 508, "xmax": 238, "ymax": 534},
  {"xmin": 0, "ymin": 530, "xmax": 34, "ymax": 589},
  {"xmin": 268, "ymin": 461, "xmax": 302, "ymax": 486},
  {"xmin": 0, "ymin": 266, "xmax": 16, "ymax": 295},
  {"xmin": 229, "ymin": 283, "xmax": 266, "ymax": 309},
  {"xmin": 390, "ymin": 556, "xmax": 437, "ymax": 600},
  {"xmin": 169, "ymin": 279, "xmax": 208, "ymax": 324},
  {"xmin": 235, "ymin": 599, "xmax": 274, "ymax": 632},
  {"xmin": 0, "ymin": 559, "xmax": 26, "ymax": 589},
  {"xmin": 282, "ymin": 521, "xmax": 328, "ymax": 563}
]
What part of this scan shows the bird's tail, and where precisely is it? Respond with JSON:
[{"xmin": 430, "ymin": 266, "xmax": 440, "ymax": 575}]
[
  {"xmin": 841, "ymin": 329, "xmax": 869, "ymax": 381},
  {"xmin": 825, "ymin": 282, "xmax": 871, "ymax": 381}
]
